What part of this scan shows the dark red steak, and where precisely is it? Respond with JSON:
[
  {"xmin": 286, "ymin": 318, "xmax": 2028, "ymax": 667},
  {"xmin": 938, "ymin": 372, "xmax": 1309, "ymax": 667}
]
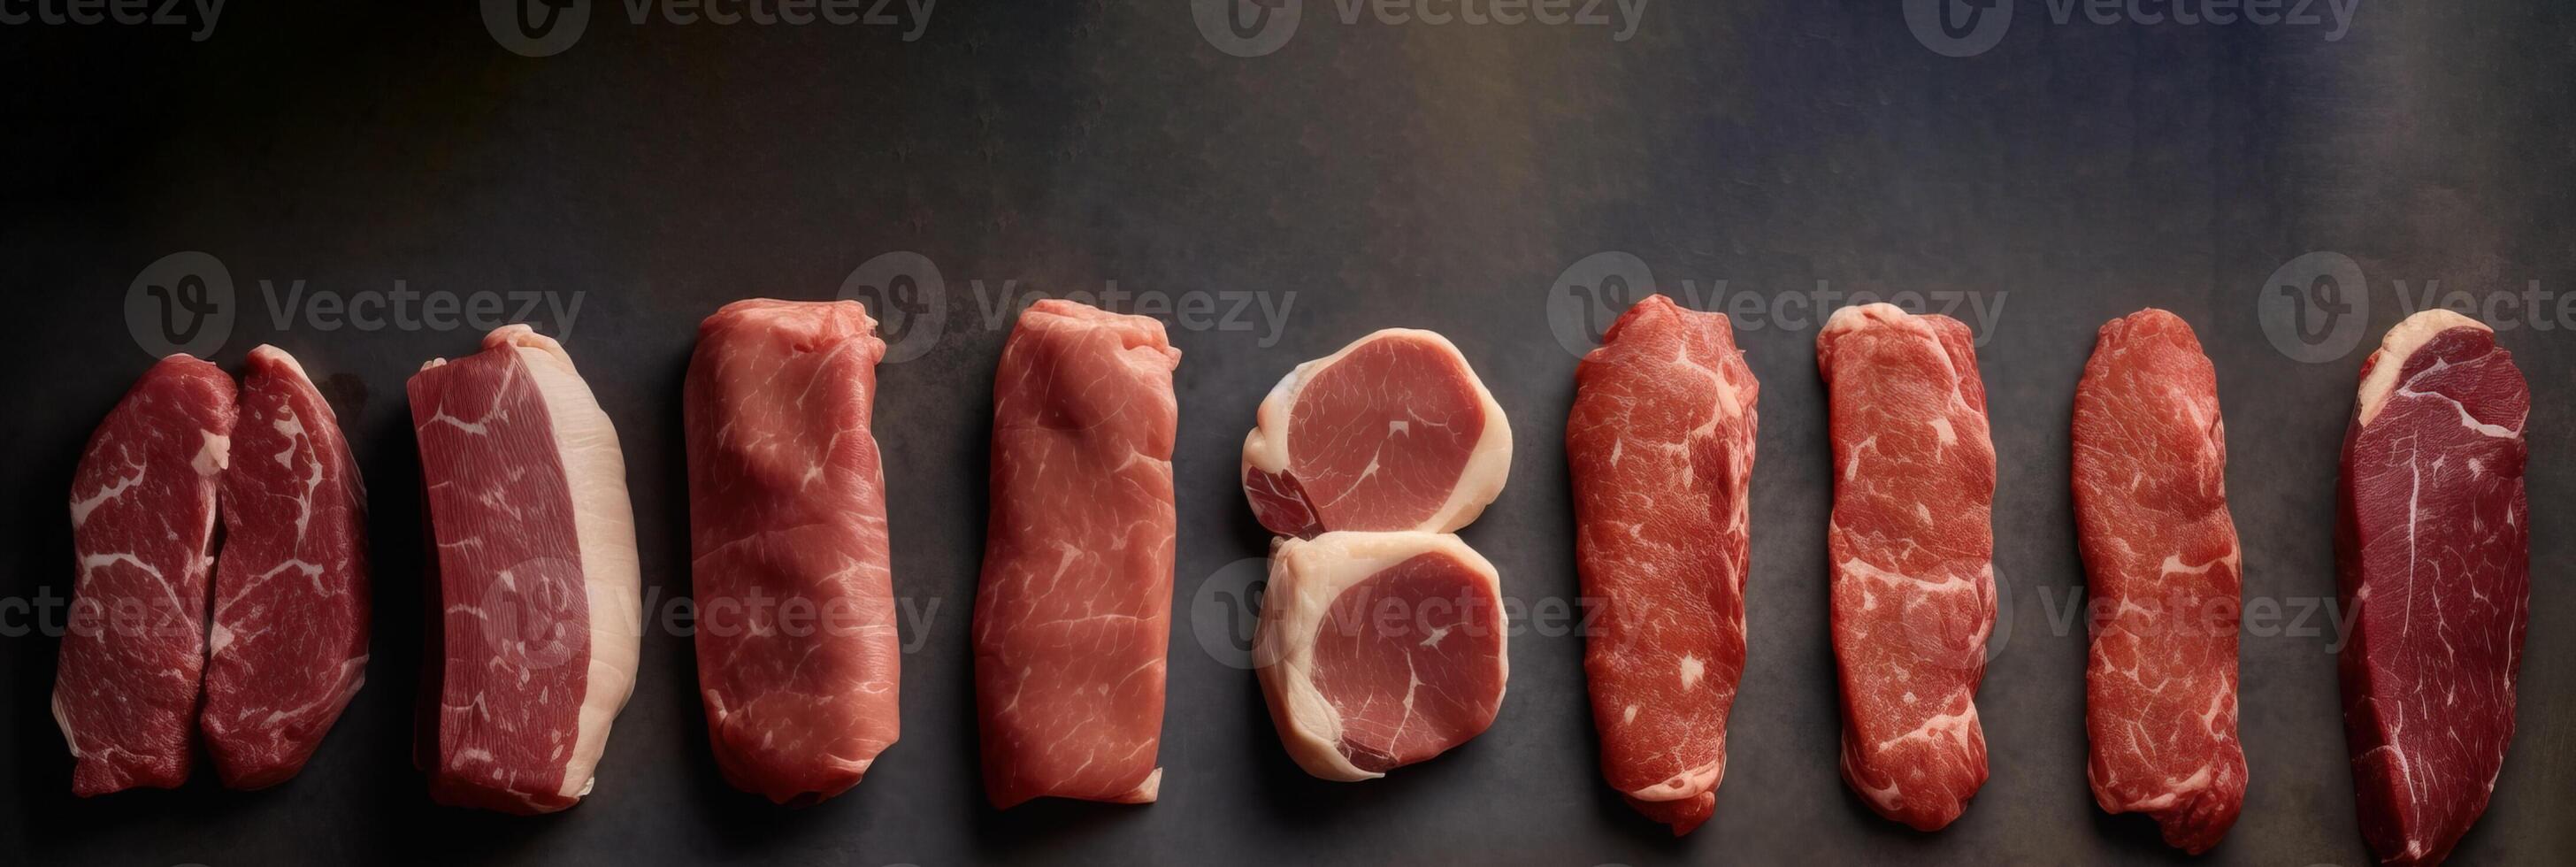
[
  {"xmin": 410, "ymin": 326, "xmax": 641, "ymax": 814},
  {"xmin": 55, "ymin": 354, "xmax": 237, "ymax": 795},
  {"xmin": 2338, "ymin": 309, "xmax": 2529, "ymax": 866},
  {"xmin": 202, "ymin": 345, "xmax": 371, "ymax": 790}
]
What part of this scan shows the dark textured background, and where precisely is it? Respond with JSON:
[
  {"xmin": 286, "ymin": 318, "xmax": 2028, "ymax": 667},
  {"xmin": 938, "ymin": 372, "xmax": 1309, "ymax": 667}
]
[{"xmin": 3, "ymin": 2, "xmax": 2571, "ymax": 864}]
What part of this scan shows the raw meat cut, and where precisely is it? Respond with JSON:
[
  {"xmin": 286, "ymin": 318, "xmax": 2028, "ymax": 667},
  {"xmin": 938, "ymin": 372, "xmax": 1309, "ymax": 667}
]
[
  {"xmin": 685, "ymin": 299, "xmax": 901, "ymax": 806},
  {"xmin": 1255, "ymin": 531, "xmax": 1506, "ymax": 780},
  {"xmin": 2337, "ymin": 309, "xmax": 2529, "ymax": 867},
  {"xmin": 54, "ymin": 354, "xmax": 237, "ymax": 795},
  {"xmin": 972, "ymin": 299, "xmax": 1180, "ymax": 809},
  {"xmin": 1565, "ymin": 295, "xmax": 1759, "ymax": 835},
  {"xmin": 410, "ymin": 325, "xmax": 642, "ymax": 815},
  {"xmin": 2071, "ymin": 310, "xmax": 2246, "ymax": 853},
  {"xmin": 1242, "ymin": 329, "xmax": 1511, "ymax": 538},
  {"xmin": 1240, "ymin": 325, "xmax": 1516, "ymax": 783},
  {"xmin": 1815, "ymin": 303, "xmax": 1996, "ymax": 832},
  {"xmin": 202, "ymin": 345, "xmax": 372, "ymax": 790}
]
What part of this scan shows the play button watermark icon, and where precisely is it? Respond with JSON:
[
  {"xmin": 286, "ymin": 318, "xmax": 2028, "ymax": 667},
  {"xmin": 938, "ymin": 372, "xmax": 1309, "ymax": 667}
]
[
  {"xmin": 1545, "ymin": 250, "xmax": 1656, "ymax": 359},
  {"xmin": 2257, "ymin": 250, "xmax": 2368, "ymax": 364},
  {"xmin": 483, "ymin": 0, "xmax": 590, "ymax": 58},
  {"xmin": 126, "ymin": 250, "xmax": 234, "ymax": 360},
  {"xmin": 837, "ymin": 251, "xmax": 949, "ymax": 364},
  {"xmin": 1193, "ymin": 0, "xmax": 1301, "ymax": 58},
  {"xmin": 1909, "ymin": 0, "xmax": 2360, "ymax": 58},
  {"xmin": 1905, "ymin": 0, "xmax": 2012, "ymax": 58}
]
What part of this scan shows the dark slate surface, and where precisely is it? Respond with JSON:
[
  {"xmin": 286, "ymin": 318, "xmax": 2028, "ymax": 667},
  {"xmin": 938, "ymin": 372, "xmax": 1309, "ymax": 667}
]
[{"xmin": 3, "ymin": 2, "xmax": 2571, "ymax": 864}]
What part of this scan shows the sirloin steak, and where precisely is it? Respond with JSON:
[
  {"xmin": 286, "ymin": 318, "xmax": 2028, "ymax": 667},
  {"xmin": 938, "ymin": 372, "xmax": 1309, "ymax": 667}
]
[
  {"xmin": 1242, "ymin": 329, "xmax": 1511, "ymax": 538},
  {"xmin": 2337, "ymin": 309, "xmax": 2529, "ymax": 866},
  {"xmin": 410, "ymin": 325, "xmax": 643, "ymax": 814},
  {"xmin": 685, "ymin": 299, "xmax": 903, "ymax": 806},
  {"xmin": 1256, "ymin": 531, "xmax": 1506, "ymax": 780},
  {"xmin": 202, "ymin": 345, "xmax": 372, "ymax": 790},
  {"xmin": 2071, "ymin": 310, "xmax": 2246, "ymax": 853},
  {"xmin": 55, "ymin": 354, "xmax": 238, "ymax": 795},
  {"xmin": 1566, "ymin": 295, "xmax": 1759, "ymax": 835},
  {"xmin": 1815, "ymin": 303, "xmax": 1997, "ymax": 832},
  {"xmin": 972, "ymin": 300, "xmax": 1181, "ymax": 809}
]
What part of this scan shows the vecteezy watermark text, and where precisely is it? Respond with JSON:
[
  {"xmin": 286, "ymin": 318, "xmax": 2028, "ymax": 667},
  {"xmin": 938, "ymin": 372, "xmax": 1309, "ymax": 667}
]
[
  {"xmin": 6, "ymin": 577, "xmax": 2360, "ymax": 663},
  {"xmin": 1187, "ymin": 557, "xmax": 1602, "ymax": 670},
  {"xmin": 1193, "ymin": 0, "xmax": 1649, "ymax": 59},
  {"xmin": 2036, "ymin": 586, "xmax": 2360, "ymax": 652},
  {"xmin": 0, "ymin": 0, "xmax": 224, "ymax": 41},
  {"xmin": 2257, "ymin": 249, "xmax": 2569, "ymax": 363},
  {"xmin": 482, "ymin": 0, "xmax": 934, "ymax": 58},
  {"xmin": 124, "ymin": 250, "xmax": 587, "ymax": 358},
  {"xmin": 1545, "ymin": 250, "xmax": 2008, "ymax": 357},
  {"xmin": 437, "ymin": 581, "xmax": 952, "ymax": 670},
  {"xmin": 1905, "ymin": 0, "xmax": 2360, "ymax": 58},
  {"xmin": 258, "ymin": 280, "xmax": 585, "ymax": 336},
  {"xmin": 837, "ymin": 250, "xmax": 1299, "ymax": 364},
  {"xmin": 963, "ymin": 280, "xmax": 1294, "ymax": 347},
  {"xmin": 2, "ymin": 585, "xmax": 946, "ymax": 666}
]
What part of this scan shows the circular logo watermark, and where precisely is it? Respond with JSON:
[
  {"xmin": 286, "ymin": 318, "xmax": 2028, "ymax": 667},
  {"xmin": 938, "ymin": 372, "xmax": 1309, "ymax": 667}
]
[
  {"xmin": 126, "ymin": 250, "xmax": 234, "ymax": 360},
  {"xmin": 2257, "ymin": 250, "xmax": 2368, "ymax": 363},
  {"xmin": 1192, "ymin": 0, "xmax": 1302, "ymax": 58},
  {"xmin": 838, "ymin": 251, "xmax": 948, "ymax": 364},
  {"xmin": 1188, "ymin": 557, "xmax": 1271, "ymax": 671},
  {"xmin": 1545, "ymin": 250, "xmax": 1655, "ymax": 358},
  {"xmin": 1905, "ymin": 0, "xmax": 2013, "ymax": 58},
  {"xmin": 483, "ymin": 0, "xmax": 591, "ymax": 58},
  {"xmin": 477, "ymin": 556, "xmax": 586, "ymax": 671},
  {"xmin": 1874, "ymin": 560, "xmax": 2013, "ymax": 673}
]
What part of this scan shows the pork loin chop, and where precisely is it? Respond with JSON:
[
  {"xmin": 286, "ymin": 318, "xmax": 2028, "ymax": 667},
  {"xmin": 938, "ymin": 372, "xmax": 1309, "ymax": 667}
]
[
  {"xmin": 1242, "ymin": 329, "xmax": 1510, "ymax": 538},
  {"xmin": 685, "ymin": 299, "xmax": 902, "ymax": 805},
  {"xmin": 972, "ymin": 300, "xmax": 1181, "ymax": 809},
  {"xmin": 1255, "ymin": 532, "xmax": 1507, "ymax": 781}
]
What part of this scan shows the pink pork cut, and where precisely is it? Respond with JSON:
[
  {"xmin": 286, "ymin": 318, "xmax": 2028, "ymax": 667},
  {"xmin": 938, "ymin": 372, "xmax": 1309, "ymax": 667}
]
[
  {"xmin": 202, "ymin": 345, "xmax": 372, "ymax": 790},
  {"xmin": 685, "ymin": 299, "xmax": 901, "ymax": 805},
  {"xmin": 2071, "ymin": 311, "xmax": 2246, "ymax": 853},
  {"xmin": 410, "ymin": 325, "xmax": 642, "ymax": 814},
  {"xmin": 1815, "ymin": 303, "xmax": 1997, "ymax": 832},
  {"xmin": 54, "ymin": 355, "xmax": 238, "ymax": 795},
  {"xmin": 2337, "ymin": 309, "xmax": 2529, "ymax": 867},
  {"xmin": 1241, "ymin": 329, "xmax": 1511, "ymax": 538},
  {"xmin": 1566, "ymin": 295, "xmax": 1759, "ymax": 835},
  {"xmin": 1255, "ymin": 532, "xmax": 1506, "ymax": 780},
  {"xmin": 972, "ymin": 299, "xmax": 1181, "ymax": 809}
]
